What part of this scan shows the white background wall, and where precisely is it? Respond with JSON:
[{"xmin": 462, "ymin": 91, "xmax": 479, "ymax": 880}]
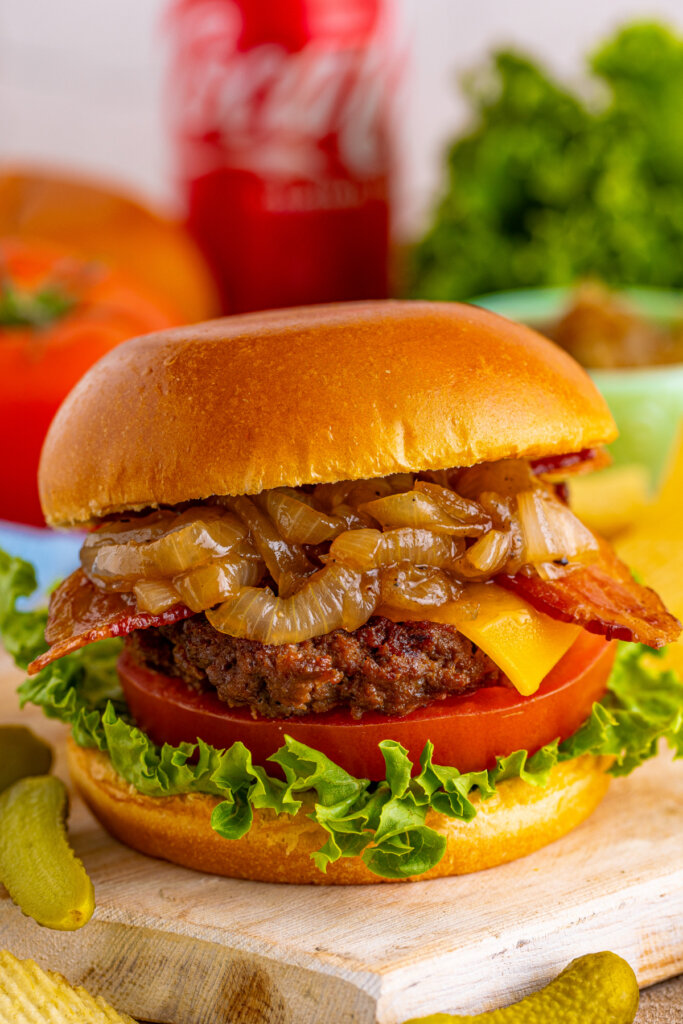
[{"xmin": 3, "ymin": 0, "xmax": 683, "ymax": 237}]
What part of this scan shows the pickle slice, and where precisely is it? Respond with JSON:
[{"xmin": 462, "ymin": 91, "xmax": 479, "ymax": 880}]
[
  {"xmin": 403, "ymin": 952, "xmax": 639, "ymax": 1024},
  {"xmin": 0, "ymin": 775, "xmax": 94, "ymax": 930},
  {"xmin": 0, "ymin": 725, "xmax": 53, "ymax": 793}
]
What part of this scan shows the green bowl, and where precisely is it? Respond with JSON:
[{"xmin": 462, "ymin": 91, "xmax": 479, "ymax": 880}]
[{"xmin": 472, "ymin": 286, "xmax": 683, "ymax": 489}]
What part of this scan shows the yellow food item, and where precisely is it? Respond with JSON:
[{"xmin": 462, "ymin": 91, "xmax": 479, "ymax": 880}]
[
  {"xmin": 381, "ymin": 584, "xmax": 580, "ymax": 696},
  {"xmin": 568, "ymin": 464, "xmax": 651, "ymax": 538},
  {"xmin": 616, "ymin": 431, "xmax": 683, "ymax": 678},
  {"xmin": 403, "ymin": 951, "xmax": 639, "ymax": 1024},
  {"xmin": 0, "ymin": 725, "xmax": 52, "ymax": 793},
  {"xmin": 0, "ymin": 776, "xmax": 94, "ymax": 930},
  {"xmin": 0, "ymin": 949, "xmax": 137, "ymax": 1023}
]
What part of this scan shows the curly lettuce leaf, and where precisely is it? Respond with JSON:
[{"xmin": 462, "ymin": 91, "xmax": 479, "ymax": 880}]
[
  {"xmin": 1, "ymin": 551, "xmax": 681, "ymax": 880},
  {"xmin": 0, "ymin": 552, "xmax": 48, "ymax": 669},
  {"xmin": 411, "ymin": 23, "xmax": 683, "ymax": 301}
]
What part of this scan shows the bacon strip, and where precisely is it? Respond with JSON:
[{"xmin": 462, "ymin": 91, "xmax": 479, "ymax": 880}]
[
  {"xmin": 529, "ymin": 447, "xmax": 611, "ymax": 477},
  {"xmin": 28, "ymin": 570, "xmax": 194, "ymax": 675},
  {"xmin": 497, "ymin": 541, "xmax": 681, "ymax": 649}
]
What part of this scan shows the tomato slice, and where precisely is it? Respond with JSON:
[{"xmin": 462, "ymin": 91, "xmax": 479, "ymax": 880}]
[{"xmin": 118, "ymin": 631, "xmax": 615, "ymax": 781}]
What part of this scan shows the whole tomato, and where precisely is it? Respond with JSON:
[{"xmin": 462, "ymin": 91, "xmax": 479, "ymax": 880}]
[
  {"xmin": 0, "ymin": 237, "xmax": 181, "ymax": 525},
  {"xmin": 0, "ymin": 169, "xmax": 217, "ymax": 324}
]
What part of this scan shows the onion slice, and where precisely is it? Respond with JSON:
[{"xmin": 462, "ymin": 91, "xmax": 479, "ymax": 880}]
[
  {"xmin": 223, "ymin": 495, "xmax": 315, "ymax": 597},
  {"xmin": 313, "ymin": 474, "xmax": 414, "ymax": 511},
  {"xmin": 455, "ymin": 460, "xmax": 536, "ymax": 500},
  {"xmin": 174, "ymin": 558, "xmax": 264, "ymax": 613},
  {"xmin": 517, "ymin": 490, "xmax": 599, "ymax": 564},
  {"xmin": 265, "ymin": 489, "xmax": 346, "ymax": 544},
  {"xmin": 331, "ymin": 503, "xmax": 374, "ymax": 530},
  {"xmin": 207, "ymin": 565, "xmax": 380, "ymax": 645},
  {"xmin": 133, "ymin": 579, "xmax": 182, "ymax": 614},
  {"xmin": 379, "ymin": 564, "xmax": 461, "ymax": 611},
  {"xmin": 359, "ymin": 490, "xmax": 472, "ymax": 535},
  {"xmin": 413, "ymin": 481, "xmax": 492, "ymax": 534},
  {"xmin": 458, "ymin": 529, "xmax": 512, "ymax": 578},
  {"xmin": 82, "ymin": 507, "xmax": 250, "ymax": 587},
  {"xmin": 329, "ymin": 527, "xmax": 465, "ymax": 571}
]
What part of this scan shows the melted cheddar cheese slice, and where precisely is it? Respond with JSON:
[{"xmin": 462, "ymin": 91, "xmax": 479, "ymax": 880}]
[{"xmin": 380, "ymin": 583, "xmax": 581, "ymax": 696}]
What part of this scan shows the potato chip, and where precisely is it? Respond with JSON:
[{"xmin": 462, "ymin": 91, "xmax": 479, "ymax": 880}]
[{"xmin": 0, "ymin": 950, "xmax": 136, "ymax": 1024}]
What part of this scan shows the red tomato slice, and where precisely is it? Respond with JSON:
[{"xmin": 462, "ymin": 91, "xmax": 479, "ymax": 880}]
[{"xmin": 118, "ymin": 631, "xmax": 616, "ymax": 781}]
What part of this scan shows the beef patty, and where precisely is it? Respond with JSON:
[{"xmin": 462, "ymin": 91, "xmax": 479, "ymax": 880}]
[{"xmin": 128, "ymin": 614, "xmax": 502, "ymax": 719}]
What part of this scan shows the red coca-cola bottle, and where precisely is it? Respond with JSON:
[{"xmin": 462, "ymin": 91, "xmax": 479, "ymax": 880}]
[{"xmin": 166, "ymin": 0, "xmax": 392, "ymax": 314}]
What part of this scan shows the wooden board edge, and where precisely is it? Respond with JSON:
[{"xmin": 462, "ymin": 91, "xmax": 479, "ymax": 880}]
[
  {"xmin": 0, "ymin": 911, "xmax": 381, "ymax": 1024},
  {"xmin": 375, "ymin": 871, "xmax": 683, "ymax": 1021}
]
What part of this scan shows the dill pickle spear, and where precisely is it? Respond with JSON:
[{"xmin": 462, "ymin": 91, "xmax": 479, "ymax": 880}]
[
  {"xmin": 404, "ymin": 952, "xmax": 639, "ymax": 1024},
  {"xmin": 0, "ymin": 775, "xmax": 94, "ymax": 930},
  {"xmin": 0, "ymin": 725, "xmax": 53, "ymax": 792}
]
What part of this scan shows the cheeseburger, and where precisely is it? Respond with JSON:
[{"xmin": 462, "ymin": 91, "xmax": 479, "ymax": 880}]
[{"xmin": 5, "ymin": 301, "xmax": 681, "ymax": 884}]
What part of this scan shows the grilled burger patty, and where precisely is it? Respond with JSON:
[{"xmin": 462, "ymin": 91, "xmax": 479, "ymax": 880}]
[{"xmin": 127, "ymin": 615, "xmax": 502, "ymax": 719}]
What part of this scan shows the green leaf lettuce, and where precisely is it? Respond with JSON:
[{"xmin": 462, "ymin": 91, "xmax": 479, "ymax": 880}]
[{"xmin": 411, "ymin": 23, "xmax": 683, "ymax": 301}]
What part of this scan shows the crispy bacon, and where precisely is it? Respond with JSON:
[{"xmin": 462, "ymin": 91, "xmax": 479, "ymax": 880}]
[
  {"xmin": 28, "ymin": 570, "xmax": 194, "ymax": 675},
  {"xmin": 498, "ymin": 541, "xmax": 681, "ymax": 649},
  {"xmin": 529, "ymin": 448, "xmax": 611, "ymax": 477}
]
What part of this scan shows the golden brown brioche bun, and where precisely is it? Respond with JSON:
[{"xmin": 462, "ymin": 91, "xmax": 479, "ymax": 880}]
[
  {"xmin": 67, "ymin": 740, "xmax": 612, "ymax": 884},
  {"xmin": 39, "ymin": 301, "xmax": 616, "ymax": 527}
]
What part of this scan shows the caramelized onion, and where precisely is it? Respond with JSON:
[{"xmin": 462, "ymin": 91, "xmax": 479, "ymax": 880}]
[
  {"xmin": 418, "ymin": 468, "xmax": 456, "ymax": 488},
  {"xmin": 359, "ymin": 490, "xmax": 469, "ymax": 534},
  {"xmin": 134, "ymin": 579, "xmax": 182, "ymax": 614},
  {"xmin": 265, "ymin": 489, "xmax": 346, "ymax": 544},
  {"xmin": 313, "ymin": 474, "xmax": 414, "ymax": 510},
  {"xmin": 312, "ymin": 480, "xmax": 355, "ymax": 509},
  {"xmin": 80, "ymin": 455, "xmax": 602, "ymax": 639},
  {"xmin": 477, "ymin": 492, "xmax": 525, "ymax": 570},
  {"xmin": 82, "ymin": 512, "xmax": 176, "ymax": 572},
  {"xmin": 207, "ymin": 565, "xmax": 380, "ymax": 645},
  {"xmin": 379, "ymin": 564, "xmax": 461, "ymax": 611},
  {"xmin": 455, "ymin": 460, "xmax": 535, "ymax": 500},
  {"xmin": 328, "ymin": 528, "xmax": 383, "ymax": 568},
  {"xmin": 270, "ymin": 487, "xmax": 319, "ymax": 508},
  {"xmin": 92, "ymin": 509, "xmax": 176, "ymax": 542},
  {"xmin": 517, "ymin": 490, "xmax": 599, "ymax": 565},
  {"xmin": 82, "ymin": 508, "xmax": 250, "ymax": 588},
  {"xmin": 331, "ymin": 503, "xmax": 374, "ymax": 530},
  {"xmin": 341, "ymin": 570, "xmax": 382, "ymax": 631},
  {"xmin": 459, "ymin": 529, "xmax": 512, "ymax": 577},
  {"xmin": 174, "ymin": 558, "xmax": 264, "ymax": 613},
  {"xmin": 413, "ymin": 481, "xmax": 492, "ymax": 534},
  {"xmin": 223, "ymin": 495, "xmax": 315, "ymax": 597},
  {"xmin": 346, "ymin": 479, "xmax": 395, "ymax": 505},
  {"xmin": 329, "ymin": 527, "xmax": 465, "ymax": 571},
  {"xmin": 384, "ymin": 472, "xmax": 416, "ymax": 492}
]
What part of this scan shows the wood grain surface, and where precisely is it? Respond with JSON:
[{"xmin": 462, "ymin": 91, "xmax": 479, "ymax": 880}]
[{"xmin": 1, "ymin": 649, "xmax": 682, "ymax": 1022}]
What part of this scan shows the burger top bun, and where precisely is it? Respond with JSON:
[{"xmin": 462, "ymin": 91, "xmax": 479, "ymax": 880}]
[{"xmin": 39, "ymin": 300, "xmax": 617, "ymax": 527}]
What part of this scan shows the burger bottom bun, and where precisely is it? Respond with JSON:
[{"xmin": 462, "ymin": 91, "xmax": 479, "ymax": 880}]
[{"xmin": 67, "ymin": 740, "xmax": 612, "ymax": 885}]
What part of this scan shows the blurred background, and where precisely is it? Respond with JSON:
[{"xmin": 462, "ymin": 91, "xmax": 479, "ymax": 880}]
[
  {"xmin": 2, "ymin": 0, "xmax": 683, "ymax": 557},
  {"xmin": 6, "ymin": 0, "xmax": 683, "ymax": 238}
]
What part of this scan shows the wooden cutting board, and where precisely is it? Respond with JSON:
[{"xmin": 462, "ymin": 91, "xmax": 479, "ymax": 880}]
[{"xmin": 1, "ymin": 649, "xmax": 682, "ymax": 1024}]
